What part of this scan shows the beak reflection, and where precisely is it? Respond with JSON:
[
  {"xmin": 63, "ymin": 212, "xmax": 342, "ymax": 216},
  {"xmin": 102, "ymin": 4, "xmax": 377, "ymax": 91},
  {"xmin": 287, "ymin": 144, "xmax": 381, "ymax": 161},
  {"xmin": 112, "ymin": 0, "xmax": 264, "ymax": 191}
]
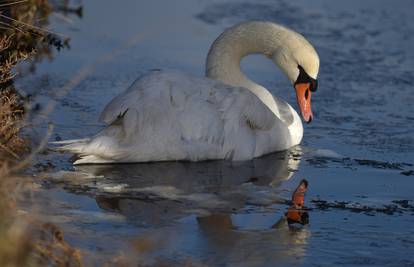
[{"xmin": 273, "ymin": 179, "xmax": 310, "ymax": 228}]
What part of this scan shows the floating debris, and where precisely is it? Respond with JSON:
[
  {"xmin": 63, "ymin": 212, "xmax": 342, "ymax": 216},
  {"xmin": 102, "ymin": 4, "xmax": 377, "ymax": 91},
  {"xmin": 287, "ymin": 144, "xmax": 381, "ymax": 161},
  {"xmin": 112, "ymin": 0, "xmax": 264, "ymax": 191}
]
[
  {"xmin": 310, "ymin": 199, "xmax": 414, "ymax": 215},
  {"xmin": 401, "ymin": 170, "xmax": 414, "ymax": 176},
  {"xmin": 305, "ymin": 156, "xmax": 413, "ymax": 176}
]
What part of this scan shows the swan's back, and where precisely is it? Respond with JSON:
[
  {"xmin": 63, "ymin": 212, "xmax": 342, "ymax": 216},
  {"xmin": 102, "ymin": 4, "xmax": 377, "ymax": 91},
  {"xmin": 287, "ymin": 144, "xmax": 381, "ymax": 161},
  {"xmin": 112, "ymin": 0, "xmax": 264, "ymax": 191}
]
[{"xmin": 61, "ymin": 71, "xmax": 288, "ymax": 164}]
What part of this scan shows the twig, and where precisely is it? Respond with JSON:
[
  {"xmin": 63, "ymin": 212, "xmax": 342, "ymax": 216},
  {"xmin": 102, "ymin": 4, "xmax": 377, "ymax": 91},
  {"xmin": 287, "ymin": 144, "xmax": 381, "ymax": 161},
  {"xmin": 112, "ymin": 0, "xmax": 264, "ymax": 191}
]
[
  {"xmin": 0, "ymin": 20, "xmax": 26, "ymax": 34},
  {"xmin": 39, "ymin": 33, "xmax": 148, "ymax": 118},
  {"xmin": 10, "ymin": 123, "xmax": 53, "ymax": 172},
  {"xmin": 0, "ymin": 14, "xmax": 68, "ymax": 38},
  {"xmin": 0, "ymin": 0, "xmax": 28, "ymax": 8},
  {"xmin": 0, "ymin": 142, "xmax": 20, "ymax": 159},
  {"xmin": 13, "ymin": 27, "xmax": 162, "ymax": 173}
]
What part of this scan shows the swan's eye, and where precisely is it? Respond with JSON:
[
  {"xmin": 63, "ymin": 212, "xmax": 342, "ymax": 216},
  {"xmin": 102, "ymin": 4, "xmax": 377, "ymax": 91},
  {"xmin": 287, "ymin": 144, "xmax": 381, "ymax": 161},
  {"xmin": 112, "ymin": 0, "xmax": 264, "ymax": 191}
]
[
  {"xmin": 310, "ymin": 79, "xmax": 318, "ymax": 92},
  {"xmin": 296, "ymin": 65, "xmax": 317, "ymax": 92}
]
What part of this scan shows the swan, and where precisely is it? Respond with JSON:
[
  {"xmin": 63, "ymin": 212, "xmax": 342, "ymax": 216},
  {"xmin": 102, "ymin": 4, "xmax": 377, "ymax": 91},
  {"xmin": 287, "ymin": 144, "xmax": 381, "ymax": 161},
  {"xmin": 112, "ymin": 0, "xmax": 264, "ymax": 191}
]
[{"xmin": 57, "ymin": 21, "xmax": 319, "ymax": 164}]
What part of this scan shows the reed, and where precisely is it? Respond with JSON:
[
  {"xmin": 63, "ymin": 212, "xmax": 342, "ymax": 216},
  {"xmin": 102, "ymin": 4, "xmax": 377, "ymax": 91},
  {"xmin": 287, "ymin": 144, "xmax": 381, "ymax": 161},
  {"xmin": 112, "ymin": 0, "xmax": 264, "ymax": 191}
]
[{"xmin": 0, "ymin": 1, "xmax": 85, "ymax": 266}]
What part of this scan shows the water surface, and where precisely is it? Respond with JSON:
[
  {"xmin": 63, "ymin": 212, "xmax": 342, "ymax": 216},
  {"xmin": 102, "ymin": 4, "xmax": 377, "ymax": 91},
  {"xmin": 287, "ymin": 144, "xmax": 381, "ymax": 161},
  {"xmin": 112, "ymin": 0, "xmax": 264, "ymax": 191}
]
[{"xmin": 17, "ymin": 0, "xmax": 414, "ymax": 266}]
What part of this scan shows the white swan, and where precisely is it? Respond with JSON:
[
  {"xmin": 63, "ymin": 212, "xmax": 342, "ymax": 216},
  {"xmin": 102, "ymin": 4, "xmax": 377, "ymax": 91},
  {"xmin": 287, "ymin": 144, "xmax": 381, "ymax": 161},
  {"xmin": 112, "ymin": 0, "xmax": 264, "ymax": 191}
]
[{"xmin": 58, "ymin": 21, "xmax": 319, "ymax": 164}]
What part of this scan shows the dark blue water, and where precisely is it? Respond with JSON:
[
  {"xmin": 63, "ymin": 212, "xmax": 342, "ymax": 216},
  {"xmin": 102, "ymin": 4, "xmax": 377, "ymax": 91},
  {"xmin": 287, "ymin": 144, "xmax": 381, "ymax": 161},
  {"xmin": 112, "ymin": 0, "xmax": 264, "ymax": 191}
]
[{"xmin": 18, "ymin": 0, "xmax": 414, "ymax": 266}]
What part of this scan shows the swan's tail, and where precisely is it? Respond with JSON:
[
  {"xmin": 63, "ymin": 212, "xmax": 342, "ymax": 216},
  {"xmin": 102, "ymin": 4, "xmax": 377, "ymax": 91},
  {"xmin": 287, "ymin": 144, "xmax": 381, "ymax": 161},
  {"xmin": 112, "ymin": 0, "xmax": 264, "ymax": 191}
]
[
  {"xmin": 50, "ymin": 138, "xmax": 90, "ymax": 146},
  {"xmin": 50, "ymin": 138, "xmax": 90, "ymax": 154},
  {"xmin": 50, "ymin": 137, "xmax": 122, "ymax": 164}
]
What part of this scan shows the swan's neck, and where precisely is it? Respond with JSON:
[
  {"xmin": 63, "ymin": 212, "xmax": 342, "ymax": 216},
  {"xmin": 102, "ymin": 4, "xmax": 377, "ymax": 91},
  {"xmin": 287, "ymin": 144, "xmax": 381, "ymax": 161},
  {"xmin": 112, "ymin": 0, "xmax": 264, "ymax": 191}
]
[{"xmin": 205, "ymin": 22, "xmax": 289, "ymax": 111}]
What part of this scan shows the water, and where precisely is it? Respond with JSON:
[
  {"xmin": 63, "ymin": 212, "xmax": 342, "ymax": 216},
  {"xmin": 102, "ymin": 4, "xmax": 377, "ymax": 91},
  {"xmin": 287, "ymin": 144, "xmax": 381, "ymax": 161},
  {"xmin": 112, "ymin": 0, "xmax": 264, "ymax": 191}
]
[{"xmin": 16, "ymin": 0, "xmax": 414, "ymax": 266}]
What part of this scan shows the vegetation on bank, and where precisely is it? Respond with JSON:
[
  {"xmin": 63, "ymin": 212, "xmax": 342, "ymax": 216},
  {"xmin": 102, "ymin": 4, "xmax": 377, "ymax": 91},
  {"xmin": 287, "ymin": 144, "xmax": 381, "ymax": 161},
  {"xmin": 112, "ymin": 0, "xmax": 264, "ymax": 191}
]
[{"xmin": 0, "ymin": 1, "xmax": 84, "ymax": 266}]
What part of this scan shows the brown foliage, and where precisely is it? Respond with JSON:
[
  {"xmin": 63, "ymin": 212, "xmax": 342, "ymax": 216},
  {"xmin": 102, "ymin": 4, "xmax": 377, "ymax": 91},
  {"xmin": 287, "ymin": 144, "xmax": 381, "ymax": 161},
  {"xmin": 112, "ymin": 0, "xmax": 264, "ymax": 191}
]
[
  {"xmin": 0, "ymin": 0, "xmax": 69, "ymax": 73},
  {"xmin": 31, "ymin": 222, "xmax": 84, "ymax": 267},
  {"xmin": 0, "ymin": 1, "xmax": 85, "ymax": 266},
  {"xmin": 0, "ymin": 88, "xmax": 26, "ymax": 168}
]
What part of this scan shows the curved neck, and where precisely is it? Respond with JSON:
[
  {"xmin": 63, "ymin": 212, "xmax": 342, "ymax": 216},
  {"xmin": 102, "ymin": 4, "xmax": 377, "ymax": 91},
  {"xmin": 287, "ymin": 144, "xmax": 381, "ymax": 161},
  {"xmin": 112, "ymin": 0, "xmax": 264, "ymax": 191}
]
[{"xmin": 205, "ymin": 22, "xmax": 288, "ymax": 93}]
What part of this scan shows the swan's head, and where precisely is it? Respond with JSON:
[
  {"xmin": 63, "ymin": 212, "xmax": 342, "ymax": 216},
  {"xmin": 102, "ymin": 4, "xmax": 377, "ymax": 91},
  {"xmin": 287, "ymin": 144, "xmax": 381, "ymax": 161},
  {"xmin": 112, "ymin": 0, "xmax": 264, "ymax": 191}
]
[
  {"xmin": 206, "ymin": 21, "xmax": 319, "ymax": 123},
  {"xmin": 272, "ymin": 35, "xmax": 319, "ymax": 123}
]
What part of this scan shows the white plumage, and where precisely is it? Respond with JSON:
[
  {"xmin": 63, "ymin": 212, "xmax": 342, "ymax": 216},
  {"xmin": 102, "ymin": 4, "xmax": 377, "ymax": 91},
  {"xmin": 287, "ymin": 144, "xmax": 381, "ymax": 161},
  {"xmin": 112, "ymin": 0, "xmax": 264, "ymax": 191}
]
[{"xmin": 57, "ymin": 21, "xmax": 320, "ymax": 164}]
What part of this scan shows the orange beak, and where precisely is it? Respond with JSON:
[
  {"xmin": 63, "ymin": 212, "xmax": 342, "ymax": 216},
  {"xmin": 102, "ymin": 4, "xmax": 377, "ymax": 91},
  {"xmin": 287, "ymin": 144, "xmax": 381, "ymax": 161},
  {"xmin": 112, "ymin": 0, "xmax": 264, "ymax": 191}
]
[{"xmin": 294, "ymin": 83, "xmax": 313, "ymax": 123}]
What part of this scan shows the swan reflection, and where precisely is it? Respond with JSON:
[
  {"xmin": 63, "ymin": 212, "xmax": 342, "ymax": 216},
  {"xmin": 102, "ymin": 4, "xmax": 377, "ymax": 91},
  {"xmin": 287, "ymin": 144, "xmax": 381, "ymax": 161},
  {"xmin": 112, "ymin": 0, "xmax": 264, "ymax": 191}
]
[
  {"xmin": 195, "ymin": 212, "xmax": 310, "ymax": 266},
  {"xmin": 56, "ymin": 151, "xmax": 309, "ymax": 265},
  {"xmin": 63, "ymin": 151, "xmax": 303, "ymax": 221},
  {"xmin": 69, "ymin": 151, "xmax": 299, "ymax": 219},
  {"xmin": 74, "ymin": 151, "xmax": 298, "ymax": 190}
]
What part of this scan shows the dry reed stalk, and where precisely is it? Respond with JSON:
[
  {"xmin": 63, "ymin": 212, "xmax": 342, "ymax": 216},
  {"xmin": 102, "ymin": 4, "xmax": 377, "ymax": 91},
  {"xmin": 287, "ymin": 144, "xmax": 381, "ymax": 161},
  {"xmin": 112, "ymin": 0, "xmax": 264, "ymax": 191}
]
[
  {"xmin": 0, "ymin": 1, "xmax": 168, "ymax": 265},
  {"xmin": 0, "ymin": 1, "xmax": 86, "ymax": 266},
  {"xmin": 0, "ymin": 89, "xmax": 26, "ymax": 165}
]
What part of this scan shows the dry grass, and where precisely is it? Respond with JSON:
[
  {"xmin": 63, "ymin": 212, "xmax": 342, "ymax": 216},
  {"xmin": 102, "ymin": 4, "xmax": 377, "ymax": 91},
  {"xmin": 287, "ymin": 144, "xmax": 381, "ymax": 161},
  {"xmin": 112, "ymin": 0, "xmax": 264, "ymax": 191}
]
[
  {"xmin": 0, "ymin": 35, "xmax": 26, "ymax": 84},
  {"xmin": 0, "ymin": 1, "xmax": 176, "ymax": 266},
  {"xmin": 0, "ymin": 184, "xmax": 32, "ymax": 267},
  {"xmin": 0, "ymin": 88, "xmax": 26, "ymax": 166},
  {"xmin": 0, "ymin": 95, "xmax": 26, "ymax": 264},
  {"xmin": 0, "ymin": 190, "xmax": 85, "ymax": 267},
  {"xmin": 0, "ymin": 1, "xmax": 86, "ymax": 266},
  {"xmin": 0, "ymin": 29, "xmax": 31, "ymax": 265},
  {"xmin": 0, "ymin": 0, "xmax": 70, "ymax": 73},
  {"xmin": 0, "ymin": 77, "xmax": 84, "ymax": 267},
  {"xmin": 30, "ymin": 222, "xmax": 84, "ymax": 267}
]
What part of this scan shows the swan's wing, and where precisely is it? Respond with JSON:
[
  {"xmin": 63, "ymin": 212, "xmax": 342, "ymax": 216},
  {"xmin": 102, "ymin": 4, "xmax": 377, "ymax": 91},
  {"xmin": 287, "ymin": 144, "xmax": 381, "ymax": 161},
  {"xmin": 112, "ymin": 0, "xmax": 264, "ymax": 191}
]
[
  {"xmin": 240, "ymin": 92, "xmax": 276, "ymax": 131},
  {"xmin": 59, "ymin": 71, "xmax": 283, "ymax": 163},
  {"xmin": 93, "ymin": 71, "xmax": 278, "ymax": 163},
  {"xmin": 100, "ymin": 71, "xmax": 276, "ymax": 133},
  {"xmin": 99, "ymin": 77, "xmax": 146, "ymax": 124}
]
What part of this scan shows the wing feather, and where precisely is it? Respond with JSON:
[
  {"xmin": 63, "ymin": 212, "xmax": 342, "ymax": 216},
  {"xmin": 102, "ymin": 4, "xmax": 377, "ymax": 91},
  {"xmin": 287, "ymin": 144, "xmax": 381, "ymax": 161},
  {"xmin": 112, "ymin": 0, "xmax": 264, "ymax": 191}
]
[
  {"xmin": 93, "ymin": 71, "xmax": 277, "ymax": 162},
  {"xmin": 241, "ymin": 92, "xmax": 276, "ymax": 130}
]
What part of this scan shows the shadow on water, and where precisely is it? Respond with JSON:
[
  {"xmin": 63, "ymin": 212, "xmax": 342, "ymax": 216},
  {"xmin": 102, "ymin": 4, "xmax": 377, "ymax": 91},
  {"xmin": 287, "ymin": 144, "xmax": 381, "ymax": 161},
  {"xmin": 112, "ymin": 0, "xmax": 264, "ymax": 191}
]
[
  {"xmin": 56, "ymin": 151, "xmax": 299, "ymax": 222},
  {"xmin": 46, "ymin": 151, "xmax": 312, "ymax": 265},
  {"xmin": 193, "ymin": 213, "xmax": 310, "ymax": 266}
]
